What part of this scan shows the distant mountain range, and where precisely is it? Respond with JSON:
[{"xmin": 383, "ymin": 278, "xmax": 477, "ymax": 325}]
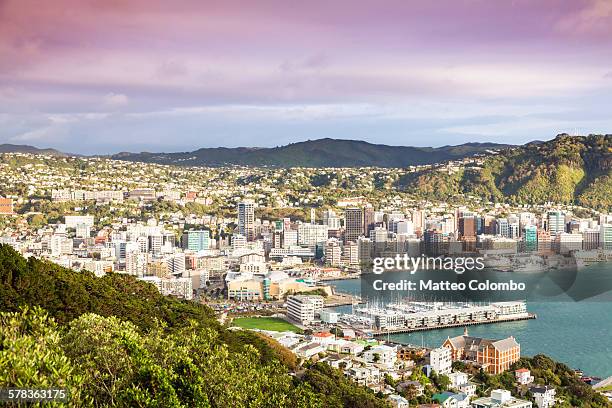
[
  {"xmin": 110, "ymin": 138, "xmax": 512, "ymax": 167},
  {"xmin": 0, "ymin": 144, "xmax": 66, "ymax": 156},
  {"xmin": 1, "ymin": 135, "xmax": 610, "ymax": 209}
]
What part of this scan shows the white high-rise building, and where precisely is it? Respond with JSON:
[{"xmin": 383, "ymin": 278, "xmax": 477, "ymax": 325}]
[
  {"xmin": 547, "ymin": 211, "xmax": 565, "ymax": 235},
  {"xmin": 601, "ymin": 224, "xmax": 612, "ymax": 250},
  {"xmin": 325, "ymin": 238, "xmax": 342, "ymax": 267},
  {"xmin": 341, "ymin": 241, "xmax": 359, "ymax": 266},
  {"xmin": 323, "ymin": 209, "xmax": 341, "ymax": 230},
  {"xmin": 298, "ymin": 223, "xmax": 329, "ymax": 249},
  {"xmin": 75, "ymin": 223, "xmax": 91, "ymax": 239},
  {"xmin": 395, "ymin": 220, "xmax": 414, "ymax": 235},
  {"xmin": 238, "ymin": 200, "xmax": 256, "ymax": 241},
  {"xmin": 149, "ymin": 234, "xmax": 163, "ymax": 254},
  {"xmin": 166, "ymin": 253, "xmax": 186, "ymax": 276},
  {"xmin": 283, "ymin": 230, "xmax": 298, "ymax": 248},
  {"xmin": 125, "ymin": 250, "xmax": 148, "ymax": 277},
  {"xmin": 557, "ymin": 232, "xmax": 583, "ymax": 254}
]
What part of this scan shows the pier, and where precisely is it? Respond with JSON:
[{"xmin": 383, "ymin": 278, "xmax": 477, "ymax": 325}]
[{"xmin": 372, "ymin": 313, "xmax": 536, "ymax": 336}]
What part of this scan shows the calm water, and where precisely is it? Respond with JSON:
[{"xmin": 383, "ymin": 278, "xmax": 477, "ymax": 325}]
[{"xmin": 328, "ymin": 263, "xmax": 612, "ymax": 378}]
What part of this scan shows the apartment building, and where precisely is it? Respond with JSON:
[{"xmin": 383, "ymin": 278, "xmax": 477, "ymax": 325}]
[{"xmin": 286, "ymin": 295, "xmax": 324, "ymax": 325}]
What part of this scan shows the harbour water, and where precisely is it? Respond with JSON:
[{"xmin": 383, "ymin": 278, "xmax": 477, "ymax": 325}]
[{"xmin": 327, "ymin": 262, "xmax": 612, "ymax": 378}]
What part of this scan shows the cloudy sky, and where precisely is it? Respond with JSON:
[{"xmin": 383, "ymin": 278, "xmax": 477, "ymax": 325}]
[{"xmin": 1, "ymin": 0, "xmax": 612, "ymax": 154}]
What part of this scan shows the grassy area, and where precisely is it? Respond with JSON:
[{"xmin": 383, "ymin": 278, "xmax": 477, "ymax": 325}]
[
  {"xmin": 596, "ymin": 384, "xmax": 612, "ymax": 392},
  {"xmin": 232, "ymin": 317, "xmax": 303, "ymax": 333}
]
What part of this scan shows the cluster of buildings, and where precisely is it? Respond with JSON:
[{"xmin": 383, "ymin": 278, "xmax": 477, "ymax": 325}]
[
  {"xmin": 1, "ymin": 190, "xmax": 611, "ymax": 301},
  {"xmin": 227, "ymin": 199, "xmax": 612, "ymax": 272},
  {"xmin": 253, "ymin": 322, "xmax": 556, "ymax": 408},
  {"xmin": 1, "ymin": 152, "xmax": 610, "ymax": 288},
  {"xmin": 0, "ymin": 152, "xmax": 603, "ymax": 407}
]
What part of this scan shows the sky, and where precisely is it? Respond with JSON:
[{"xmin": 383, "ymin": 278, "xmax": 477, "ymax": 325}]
[{"xmin": 1, "ymin": 0, "xmax": 612, "ymax": 154}]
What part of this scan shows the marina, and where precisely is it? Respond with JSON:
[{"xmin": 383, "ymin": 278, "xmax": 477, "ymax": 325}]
[
  {"xmin": 338, "ymin": 299, "xmax": 535, "ymax": 333},
  {"xmin": 326, "ymin": 264, "xmax": 612, "ymax": 378},
  {"xmin": 371, "ymin": 313, "xmax": 536, "ymax": 336}
]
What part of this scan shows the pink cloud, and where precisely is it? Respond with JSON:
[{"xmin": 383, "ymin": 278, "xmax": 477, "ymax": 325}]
[
  {"xmin": 0, "ymin": 0, "xmax": 611, "ymax": 115},
  {"xmin": 555, "ymin": 0, "xmax": 612, "ymax": 36}
]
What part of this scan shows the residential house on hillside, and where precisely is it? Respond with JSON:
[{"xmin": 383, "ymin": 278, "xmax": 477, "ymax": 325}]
[
  {"xmin": 530, "ymin": 385, "xmax": 556, "ymax": 408},
  {"xmin": 515, "ymin": 368, "xmax": 534, "ymax": 385},
  {"xmin": 432, "ymin": 391, "xmax": 470, "ymax": 408},
  {"xmin": 472, "ymin": 389, "xmax": 532, "ymax": 408}
]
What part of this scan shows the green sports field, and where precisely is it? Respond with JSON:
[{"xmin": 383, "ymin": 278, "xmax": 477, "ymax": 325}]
[{"xmin": 232, "ymin": 317, "xmax": 302, "ymax": 333}]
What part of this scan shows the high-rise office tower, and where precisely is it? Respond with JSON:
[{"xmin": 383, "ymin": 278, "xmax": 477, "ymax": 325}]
[
  {"xmin": 237, "ymin": 200, "xmax": 255, "ymax": 241},
  {"xmin": 187, "ymin": 230, "xmax": 210, "ymax": 251},
  {"xmin": 523, "ymin": 225, "xmax": 538, "ymax": 252},
  {"xmin": 458, "ymin": 216, "xmax": 476, "ymax": 238},
  {"xmin": 547, "ymin": 211, "xmax": 565, "ymax": 236},
  {"xmin": 495, "ymin": 218, "xmax": 510, "ymax": 237},
  {"xmin": 364, "ymin": 207, "xmax": 375, "ymax": 236},
  {"xmin": 601, "ymin": 224, "xmax": 612, "ymax": 250},
  {"xmin": 344, "ymin": 207, "xmax": 364, "ymax": 243}
]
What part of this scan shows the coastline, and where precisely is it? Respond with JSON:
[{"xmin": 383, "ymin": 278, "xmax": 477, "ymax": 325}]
[{"xmin": 324, "ymin": 269, "xmax": 612, "ymax": 378}]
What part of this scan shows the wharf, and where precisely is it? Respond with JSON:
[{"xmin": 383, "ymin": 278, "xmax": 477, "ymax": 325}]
[{"xmin": 372, "ymin": 313, "xmax": 536, "ymax": 336}]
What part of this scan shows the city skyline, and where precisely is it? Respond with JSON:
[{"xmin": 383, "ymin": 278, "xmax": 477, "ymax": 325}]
[{"xmin": 1, "ymin": 0, "xmax": 612, "ymax": 154}]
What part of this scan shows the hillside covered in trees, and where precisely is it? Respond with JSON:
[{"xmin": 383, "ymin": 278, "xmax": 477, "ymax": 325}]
[
  {"xmin": 111, "ymin": 138, "xmax": 509, "ymax": 168},
  {"xmin": 0, "ymin": 245, "xmax": 388, "ymax": 408},
  {"xmin": 397, "ymin": 134, "xmax": 612, "ymax": 211}
]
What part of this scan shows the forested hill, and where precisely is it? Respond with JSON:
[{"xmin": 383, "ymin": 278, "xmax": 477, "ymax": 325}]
[
  {"xmin": 0, "ymin": 245, "xmax": 388, "ymax": 408},
  {"xmin": 111, "ymin": 138, "xmax": 510, "ymax": 167},
  {"xmin": 0, "ymin": 143, "xmax": 66, "ymax": 156},
  {"xmin": 397, "ymin": 134, "xmax": 612, "ymax": 211}
]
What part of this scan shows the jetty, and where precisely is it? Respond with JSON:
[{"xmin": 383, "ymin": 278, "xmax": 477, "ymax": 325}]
[{"xmin": 372, "ymin": 312, "xmax": 536, "ymax": 336}]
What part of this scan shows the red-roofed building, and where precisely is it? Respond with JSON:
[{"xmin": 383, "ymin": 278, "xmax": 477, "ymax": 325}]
[
  {"xmin": 515, "ymin": 368, "xmax": 534, "ymax": 385},
  {"xmin": 312, "ymin": 331, "xmax": 335, "ymax": 346}
]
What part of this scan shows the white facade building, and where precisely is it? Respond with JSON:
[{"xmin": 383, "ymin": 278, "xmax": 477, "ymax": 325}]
[
  {"xmin": 286, "ymin": 295, "xmax": 324, "ymax": 325},
  {"xmin": 472, "ymin": 389, "xmax": 532, "ymax": 408},
  {"xmin": 429, "ymin": 346, "xmax": 452, "ymax": 375},
  {"xmin": 531, "ymin": 386, "xmax": 556, "ymax": 408}
]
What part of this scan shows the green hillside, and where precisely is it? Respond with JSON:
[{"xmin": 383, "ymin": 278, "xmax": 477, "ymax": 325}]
[
  {"xmin": 396, "ymin": 135, "xmax": 612, "ymax": 211},
  {"xmin": 0, "ymin": 245, "xmax": 388, "ymax": 408},
  {"xmin": 112, "ymin": 138, "xmax": 509, "ymax": 168}
]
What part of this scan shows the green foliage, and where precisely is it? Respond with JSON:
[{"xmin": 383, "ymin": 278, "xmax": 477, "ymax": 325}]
[
  {"xmin": 395, "ymin": 135, "xmax": 612, "ymax": 210},
  {"xmin": 434, "ymin": 373, "xmax": 451, "ymax": 391},
  {"xmin": 409, "ymin": 367, "xmax": 430, "ymax": 385},
  {"xmin": 577, "ymin": 171, "xmax": 612, "ymax": 212},
  {"xmin": 396, "ymin": 169, "xmax": 464, "ymax": 200},
  {"xmin": 289, "ymin": 288, "xmax": 329, "ymax": 298},
  {"xmin": 0, "ymin": 244, "xmax": 217, "ymax": 330},
  {"xmin": 0, "ymin": 245, "xmax": 389, "ymax": 407},
  {"xmin": 451, "ymin": 361, "xmax": 467, "ymax": 371},
  {"xmin": 300, "ymin": 363, "xmax": 388, "ymax": 408},
  {"xmin": 488, "ymin": 135, "xmax": 611, "ymax": 209},
  {"xmin": 0, "ymin": 307, "xmax": 85, "ymax": 406},
  {"xmin": 113, "ymin": 139, "xmax": 507, "ymax": 168},
  {"xmin": 506, "ymin": 354, "xmax": 609, "ymax": 408}
]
